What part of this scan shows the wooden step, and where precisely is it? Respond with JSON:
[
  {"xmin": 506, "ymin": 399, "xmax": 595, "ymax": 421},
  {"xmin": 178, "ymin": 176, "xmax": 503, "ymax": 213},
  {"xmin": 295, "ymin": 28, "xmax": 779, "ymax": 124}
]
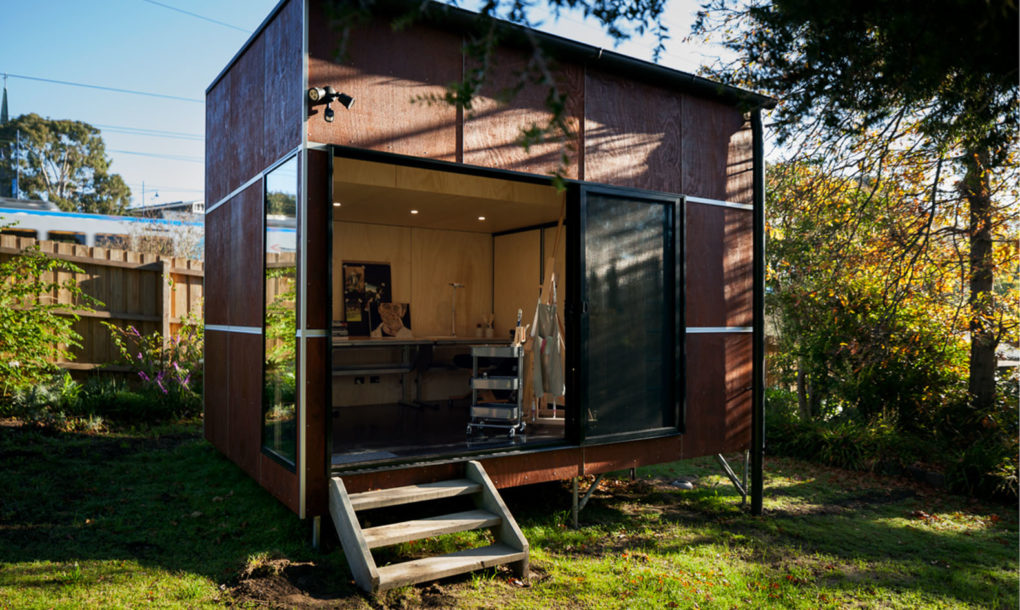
[
  {"xmin": 376, "ymin": 543, "xmax": 527, "ymax": 591},
  {"xmin": 348, "ymin": 479, "xmax": 481, "ymax": 511},
  {"xmin": 362, "ymin": 509, "xmax": 501, "ymax": 549}
]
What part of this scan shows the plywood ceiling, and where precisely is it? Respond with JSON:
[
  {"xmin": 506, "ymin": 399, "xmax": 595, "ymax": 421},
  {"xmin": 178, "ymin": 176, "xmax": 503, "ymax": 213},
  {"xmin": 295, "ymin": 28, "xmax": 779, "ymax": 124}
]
[{"xmin": 332, "ymin": 157, "xmax": 564, "ymax": 233}]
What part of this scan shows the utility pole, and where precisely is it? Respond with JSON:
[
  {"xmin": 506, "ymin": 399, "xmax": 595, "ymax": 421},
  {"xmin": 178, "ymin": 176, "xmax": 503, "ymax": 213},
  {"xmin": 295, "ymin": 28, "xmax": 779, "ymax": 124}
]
[{"xmin": 13, "ymin": 129, "xmax": 20, "ymax": 199}]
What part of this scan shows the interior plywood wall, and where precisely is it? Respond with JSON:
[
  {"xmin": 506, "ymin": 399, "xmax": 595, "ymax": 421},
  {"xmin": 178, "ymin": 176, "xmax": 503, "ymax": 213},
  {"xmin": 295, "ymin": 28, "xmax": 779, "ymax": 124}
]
[
  {"xmin": 332, "ymin": 222, "xmax": 493, "ymax": 337},
  {"xmin": 493, "ymin": 226, "xmax": 567, "ymax": 340}
]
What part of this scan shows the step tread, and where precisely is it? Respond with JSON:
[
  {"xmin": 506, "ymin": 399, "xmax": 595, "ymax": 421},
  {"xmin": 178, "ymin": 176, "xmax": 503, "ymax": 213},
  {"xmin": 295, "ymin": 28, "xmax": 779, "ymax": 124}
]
[
  {"xmin": 362, "ymin": 509, "xmax": 501, "ymax": 549},
  {"xmin": 376, "ymin": 543, "xmax": 527, "ymax": 590},
  {"xmin": 347, "ymin": 479, "xmax": 481, "ymax": 511}
]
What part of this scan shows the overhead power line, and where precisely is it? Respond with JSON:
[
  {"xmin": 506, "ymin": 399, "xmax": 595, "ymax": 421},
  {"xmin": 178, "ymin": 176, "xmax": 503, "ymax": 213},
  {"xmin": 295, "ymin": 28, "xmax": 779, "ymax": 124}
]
[
  {"xmin": 140, "ymin": 0, "xmax": 252, "ymax": 34},
  {"xmin": 2, "ymin": 73, "xmax": 203, "ymax": 103},
  {"xmin": 95, "ymin": 123, "xmax": 204, "ymax": 141},
  {"xmin": 108, "ymin": 149, "xmax": 203, "ymax": 163}
]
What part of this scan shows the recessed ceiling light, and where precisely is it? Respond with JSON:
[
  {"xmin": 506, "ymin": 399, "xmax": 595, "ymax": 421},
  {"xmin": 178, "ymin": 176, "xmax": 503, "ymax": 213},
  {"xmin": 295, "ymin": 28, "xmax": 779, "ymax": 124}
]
[
  {"xmin": 410, "ymin": 209, "xmax": 419, "ymax": 215},
  {"xmin": 477, "ymin": 216, "xmax": 486, "ymax": 221},
  {"xmin": 333, "ymin": 201, "xmax": 342, "ymax": 207}
]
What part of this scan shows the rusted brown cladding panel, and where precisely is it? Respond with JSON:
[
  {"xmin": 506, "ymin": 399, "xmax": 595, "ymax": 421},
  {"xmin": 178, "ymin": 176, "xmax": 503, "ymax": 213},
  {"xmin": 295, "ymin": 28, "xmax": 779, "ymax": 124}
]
[
  {"xmin": 204, "ymin": 208, "xmax": 230, "ymax": 326},
  {"xmin": 682, "ymin": 96, "xmax": 753, "ymax": 205},
  {"xmin": 463, "ymin": 46, "xmax": 584, "ymax": 177},
  {"xmin": 304, "ymin": 150, "xmax": 331, "ymax": 330},
  {"xmin": 683, "ymin": 333, "xmax": 752, "ymax": 457},
  {"xmin": 583, "ymin": 69, "xmax": 683, "ymax": 193},
  {"xmin": 686, "ymin": 204, "xmax": 753, "ymax": 329},
  {"xmin": 230, "ymin": 185, "xmax": 265, "ymax": 328},
  {"xmin": 307, "ymin": 14, "xmax": 460, "ymax": 160},
  {"xmin": 205, "ymin": 0, "xmax": 302, "ymax": 206},
  {"xmin": 203, "ymin": 330, "xmax": 229, "ymax": 450}
]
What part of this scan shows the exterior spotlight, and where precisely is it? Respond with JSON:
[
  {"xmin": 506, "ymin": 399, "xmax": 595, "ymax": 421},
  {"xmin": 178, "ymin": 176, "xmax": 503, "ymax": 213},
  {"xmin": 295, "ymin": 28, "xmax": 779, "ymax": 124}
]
[
  {"xmin": 308, "ymin": 86, "xmax": 355, "ymax": 122},
  {"xmin": 307, "ymin": 87, "xmax": 326, "ymax": 102},
  {"xmin": 335, "ymin": 92, "xmax": 355, "ymax": 109}
]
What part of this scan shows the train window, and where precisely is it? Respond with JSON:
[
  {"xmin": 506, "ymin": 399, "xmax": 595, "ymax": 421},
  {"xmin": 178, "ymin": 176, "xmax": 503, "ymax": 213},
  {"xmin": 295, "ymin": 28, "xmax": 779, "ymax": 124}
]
[
  {"xmin": 47, "ymin": 231, "xmax": 87, "ymax": 245},
  {"xmin": 0, "ymin": 228, "xmax": 39, "ymax": 240},
  {"xmin": 95, "ymin": 233, "xmax": 129, "ymax": 249}
]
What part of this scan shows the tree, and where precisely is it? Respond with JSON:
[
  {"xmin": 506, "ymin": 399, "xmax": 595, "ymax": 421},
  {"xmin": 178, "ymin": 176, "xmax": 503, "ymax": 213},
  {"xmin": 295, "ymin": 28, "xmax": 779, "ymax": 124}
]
[
  {"xmin": 694, "ymin": 0, "xmax": 1019, "ymax": 413},
  {"xmin": 0, "ymin": 113, "xmax": 131, "ymax": 214}
]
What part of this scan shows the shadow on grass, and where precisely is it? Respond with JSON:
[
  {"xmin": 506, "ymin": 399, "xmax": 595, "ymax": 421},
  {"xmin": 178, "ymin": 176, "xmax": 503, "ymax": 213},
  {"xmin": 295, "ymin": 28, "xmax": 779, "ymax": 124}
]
[
  {"xmin": 0, "ymin": 422, "xmax": 365, "ymax": 605},
  {"xmin": 1, "ymin": 423, "xmax": 1016, "ymax": 608},
  {"xmin": 515, "ymin": 463, "xmax": 1017, "ymax": 609}
]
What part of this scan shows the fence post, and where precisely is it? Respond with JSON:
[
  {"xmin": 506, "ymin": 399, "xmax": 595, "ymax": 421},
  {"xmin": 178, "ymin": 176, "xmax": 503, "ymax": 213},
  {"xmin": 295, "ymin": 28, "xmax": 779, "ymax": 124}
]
[{"xmin": 160, "ymin": 259, "xmax": 172, "ymax": 347}]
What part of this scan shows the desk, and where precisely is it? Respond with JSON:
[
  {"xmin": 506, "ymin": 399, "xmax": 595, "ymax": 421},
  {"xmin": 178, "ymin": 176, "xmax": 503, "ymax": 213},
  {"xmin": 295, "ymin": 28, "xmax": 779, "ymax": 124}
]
[{"xmin": 332, "ymin": 337, "xmax": 512, "ymax": 405}]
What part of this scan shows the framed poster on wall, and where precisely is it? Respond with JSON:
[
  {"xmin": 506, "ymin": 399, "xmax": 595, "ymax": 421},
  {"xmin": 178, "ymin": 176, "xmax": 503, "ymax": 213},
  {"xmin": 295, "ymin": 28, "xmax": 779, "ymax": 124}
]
[{"xmin": 342, "ymin": 262, "xmax": 392, "ymax": 336}]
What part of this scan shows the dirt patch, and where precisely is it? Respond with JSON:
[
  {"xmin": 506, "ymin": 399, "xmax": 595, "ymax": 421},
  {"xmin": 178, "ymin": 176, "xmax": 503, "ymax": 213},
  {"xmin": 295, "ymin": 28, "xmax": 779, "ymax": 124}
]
[{"xmin": 228, "ymin": 558, "xmax": 366, "ymax": 609}]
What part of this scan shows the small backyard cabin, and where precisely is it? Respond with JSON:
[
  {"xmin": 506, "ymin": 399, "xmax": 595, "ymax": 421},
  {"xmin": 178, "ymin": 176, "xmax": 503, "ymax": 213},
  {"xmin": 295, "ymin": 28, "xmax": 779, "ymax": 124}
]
[{"xmin": 205, "ymin": 0, "xmax": 770, "ymax": 592}]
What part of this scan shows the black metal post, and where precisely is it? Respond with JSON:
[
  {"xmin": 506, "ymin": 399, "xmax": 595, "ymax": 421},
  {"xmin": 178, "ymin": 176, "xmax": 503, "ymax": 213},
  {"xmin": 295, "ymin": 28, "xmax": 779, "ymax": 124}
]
[{"xmin": 750, "ymin": 109, "xmax": 766, "ymax": 515}]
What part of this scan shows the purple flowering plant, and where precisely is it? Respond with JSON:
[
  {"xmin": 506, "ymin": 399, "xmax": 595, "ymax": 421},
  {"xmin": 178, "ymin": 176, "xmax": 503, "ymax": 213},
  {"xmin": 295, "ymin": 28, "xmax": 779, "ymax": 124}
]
[{"xmin": 104, "ymin": 312, "xmax": 203, "ymax": 411}]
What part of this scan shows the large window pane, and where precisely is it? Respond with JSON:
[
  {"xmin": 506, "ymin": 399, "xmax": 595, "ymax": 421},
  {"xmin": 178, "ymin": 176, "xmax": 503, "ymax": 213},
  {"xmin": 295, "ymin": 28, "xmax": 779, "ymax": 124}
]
[
  {"xmin": 263, "ymin": 157, "xmax": 298, "ymax": 464},
  {"xmin": 584, "ymin": 193, "xmax": 673, "ymax": 438}
]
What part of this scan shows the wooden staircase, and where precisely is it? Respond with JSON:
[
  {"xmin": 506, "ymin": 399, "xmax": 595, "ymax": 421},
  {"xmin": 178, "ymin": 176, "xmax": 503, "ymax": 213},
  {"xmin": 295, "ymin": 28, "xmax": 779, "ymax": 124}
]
[{"xmin": 328, "ymin": 460, "xmax": 529, "ymax": 593}]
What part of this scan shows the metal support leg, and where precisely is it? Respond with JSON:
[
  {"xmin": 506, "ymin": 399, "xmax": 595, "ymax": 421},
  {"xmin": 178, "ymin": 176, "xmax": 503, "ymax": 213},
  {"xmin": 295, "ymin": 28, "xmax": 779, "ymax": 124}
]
[
  {"xmin": 311, "ymin": 515, "xmax": 321, "ymax": 550},
  {"xmin": 743, "ymin": 450, "xmax": 750, "ymax": 507},
  {"xmin": 571, "ymin": 477, "xmax": 579, "ymax": 529},
  {"xmin": 715, "ymin": 454, "xmax": 747, "ymax": 504},
  {"xmin": 571, "ymin": 473, "xmax": 606, "ymax": 529}
]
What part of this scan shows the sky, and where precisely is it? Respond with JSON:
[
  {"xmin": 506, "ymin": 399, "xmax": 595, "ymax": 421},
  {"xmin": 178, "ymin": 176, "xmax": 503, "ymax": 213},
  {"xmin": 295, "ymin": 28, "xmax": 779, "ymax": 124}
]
[{"xmin": 0, "ymin": 0, "xmax": 724, "ymax": 208}]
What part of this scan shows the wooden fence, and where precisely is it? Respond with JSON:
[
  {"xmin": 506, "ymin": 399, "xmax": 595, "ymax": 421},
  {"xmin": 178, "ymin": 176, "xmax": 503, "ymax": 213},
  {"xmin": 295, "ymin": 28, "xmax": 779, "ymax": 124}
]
[{"xmin": 0, "ymin": 235, "xmax": 204, "ymax": 371}]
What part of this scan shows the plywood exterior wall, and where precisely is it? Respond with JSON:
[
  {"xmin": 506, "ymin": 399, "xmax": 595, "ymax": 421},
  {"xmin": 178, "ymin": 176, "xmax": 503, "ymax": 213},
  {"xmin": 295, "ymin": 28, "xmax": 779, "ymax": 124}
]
[
  {"xmin": 204, "ymin": 0, "xmax": 303, "ymax": 514},
  {"xmin": 206, "ymin": 0, "xmax": 760, "ymax": 518}
]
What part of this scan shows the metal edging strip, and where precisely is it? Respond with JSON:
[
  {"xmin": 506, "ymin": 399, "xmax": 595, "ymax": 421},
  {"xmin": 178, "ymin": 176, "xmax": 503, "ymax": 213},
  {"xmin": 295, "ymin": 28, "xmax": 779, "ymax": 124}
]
[
  {"xmin": 206, "ymin": 145, "xmax": 303, "ymax": 215},
  {"xmin": 685, "ymin": 196, "xmax": 754, "ymax": 211},
  {"xmin": 204, "ymin": 324, "xmax": 263, "ymax": 335},
  {"xmin": 297, "ymin": 0, "xmax": 310, "ymax": 520},
  {"xmin": 686, "ymin": 326, "xmax": 753, "ymax": 334}
]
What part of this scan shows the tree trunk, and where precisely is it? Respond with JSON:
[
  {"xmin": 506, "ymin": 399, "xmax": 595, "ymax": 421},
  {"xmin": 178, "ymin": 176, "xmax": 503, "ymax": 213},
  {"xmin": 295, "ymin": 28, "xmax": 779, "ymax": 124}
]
[
  {"xmin": 962, "ymin": 146, "xmax": 997, "ymax": 413},
  {"xmin": 797, "ymin": 359, "xmax": 809, "ymax": 419}
]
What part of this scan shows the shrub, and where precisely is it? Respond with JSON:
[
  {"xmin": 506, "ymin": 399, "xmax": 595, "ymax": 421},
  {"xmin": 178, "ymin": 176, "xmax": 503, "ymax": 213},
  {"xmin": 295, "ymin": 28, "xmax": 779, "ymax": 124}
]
[
  {"xmin": 0, "ymin": 245, "xmax": 97, "ymax": 397},
  {"xmin": 104, "ymin": 313, "xmax": 203, "ymax": 420}
]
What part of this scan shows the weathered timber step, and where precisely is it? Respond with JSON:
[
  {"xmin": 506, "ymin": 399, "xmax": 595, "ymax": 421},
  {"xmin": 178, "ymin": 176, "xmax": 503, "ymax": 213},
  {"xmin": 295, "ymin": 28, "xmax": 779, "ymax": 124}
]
[
  {"xmin": 329, "ymin": 461, "xmax": 528, "ymax": 593},
  {"xmin": 361, "ymin": 509, "xmax": 501, "ymax": 549},
  {"xmin": 348, "ymin": 479, "xmax": 481, "ymax": 511},
  {"xmin": 376, "ymin": 544, "xmax": 527, "ymax": 590}
]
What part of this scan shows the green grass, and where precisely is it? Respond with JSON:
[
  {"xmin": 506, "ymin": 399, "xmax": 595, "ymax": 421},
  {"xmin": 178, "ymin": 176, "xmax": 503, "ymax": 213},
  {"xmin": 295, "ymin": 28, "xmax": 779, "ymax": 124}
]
[{"xmin": 0, "ymin": 420, "xmax": 1016, "ymax": 609}]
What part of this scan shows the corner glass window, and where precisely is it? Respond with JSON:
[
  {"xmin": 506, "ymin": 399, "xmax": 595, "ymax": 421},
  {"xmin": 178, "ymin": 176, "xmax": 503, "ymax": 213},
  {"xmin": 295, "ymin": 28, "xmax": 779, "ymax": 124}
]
[{"xmin": 262, "ymin": 157, "xmax": 298, "ymax": 465}]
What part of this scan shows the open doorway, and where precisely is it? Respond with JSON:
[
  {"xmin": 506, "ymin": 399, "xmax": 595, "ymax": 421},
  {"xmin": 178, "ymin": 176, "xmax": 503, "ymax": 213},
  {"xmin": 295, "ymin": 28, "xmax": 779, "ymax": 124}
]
[{"xmin": 329, "ymin": 155, "xmax": 569, "ymax": 466}]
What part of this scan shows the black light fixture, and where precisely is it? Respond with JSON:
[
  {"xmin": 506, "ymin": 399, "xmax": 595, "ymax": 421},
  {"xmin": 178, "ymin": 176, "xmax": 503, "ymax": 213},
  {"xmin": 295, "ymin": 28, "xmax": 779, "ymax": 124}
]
[{"xmin": 308, "ymin": 86, "xmax": 355, "ymax": 123}]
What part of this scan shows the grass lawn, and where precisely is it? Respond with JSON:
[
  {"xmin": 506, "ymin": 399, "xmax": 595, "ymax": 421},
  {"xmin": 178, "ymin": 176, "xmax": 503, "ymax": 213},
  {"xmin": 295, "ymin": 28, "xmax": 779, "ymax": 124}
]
[{"xmin": 0, "ymin": 419, "xmax": 1016, "ymax": 609}]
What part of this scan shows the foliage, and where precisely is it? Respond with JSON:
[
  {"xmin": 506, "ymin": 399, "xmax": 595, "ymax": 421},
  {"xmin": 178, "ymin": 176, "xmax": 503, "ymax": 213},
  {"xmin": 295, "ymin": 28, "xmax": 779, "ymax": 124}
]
[
  {"xmin": 0, "ymin": 244, "xmax": 96, "ymax": 397},
  {"xmin": 264, "ymin": 265, "xmax": 296, "ymax": 368},
  {"xmin": 0, "ymin": 113, "xmax": 131, "ymax": 213},
  {"xmin": 765, "ymin": 159, "xmax": 984, "ymax": 427},
  {"xmin": 2, "ymin": 372, "xmax": 104, "ymax": 433},
  {"xmin": 104, "ymin": 314, "xmax": 204, "ymax": 420},
  {"xmin": 693, "ymin": 0, "xmax": 1019, "ymax": 413}
]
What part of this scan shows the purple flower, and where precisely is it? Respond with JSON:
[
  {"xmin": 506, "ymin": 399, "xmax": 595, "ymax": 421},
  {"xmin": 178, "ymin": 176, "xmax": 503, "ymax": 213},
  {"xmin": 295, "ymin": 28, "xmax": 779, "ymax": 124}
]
[
  {"xmin": 137, "ymin": 352, "xmax": 143, "ymax": 360},
  {"xmin": 138, "ymin": 371, "xmax": 149, "ymax": 382},
  {"xmin": 157, "ymin": 378, "xmax": 167, "ymax": 394}
]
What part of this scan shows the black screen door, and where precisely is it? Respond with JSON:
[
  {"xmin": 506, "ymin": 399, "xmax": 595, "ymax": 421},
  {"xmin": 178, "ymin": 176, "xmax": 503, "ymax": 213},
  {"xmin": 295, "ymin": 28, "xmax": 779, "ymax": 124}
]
[{"xmin": 574, "ymin": 185, "xmax": 682, "ymax": 442}]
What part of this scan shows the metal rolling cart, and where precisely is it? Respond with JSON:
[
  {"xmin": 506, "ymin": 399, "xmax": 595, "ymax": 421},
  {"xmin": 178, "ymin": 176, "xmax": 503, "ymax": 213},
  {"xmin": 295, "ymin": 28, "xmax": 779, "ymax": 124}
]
[{"xmin": 467, "ymin": 345, "xmax": 525, "ymax": 438}]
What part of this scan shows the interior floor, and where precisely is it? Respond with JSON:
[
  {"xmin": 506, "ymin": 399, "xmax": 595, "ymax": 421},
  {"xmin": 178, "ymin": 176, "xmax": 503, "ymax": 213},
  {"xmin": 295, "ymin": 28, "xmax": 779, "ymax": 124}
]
[{"xmin": 331, "ymin": 401, "xmax": 565, "ymax": 465}]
